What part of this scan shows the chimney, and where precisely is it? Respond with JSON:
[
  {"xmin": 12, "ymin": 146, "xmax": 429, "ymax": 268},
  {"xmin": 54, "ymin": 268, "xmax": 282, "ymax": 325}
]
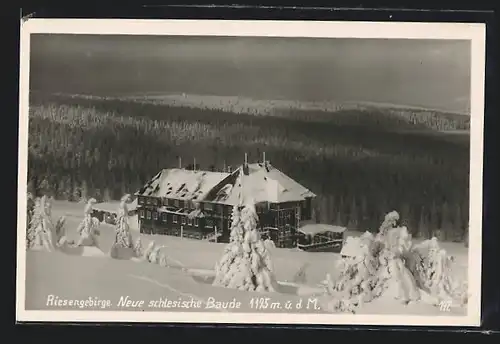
[
  {"xmin": 223, "ymin": 160, "xmax": 226, "ymax": 173},
  {"xmin": 193, "ymin": 157, "xmax": 196, "ymax": 171},
  {"xmin": 178, "ymin": 156, "xmax": 182, "ymax": 169},
  {"xmin": 227, "ymin": 165, "xmax": 232, "ymax": 173},
  {"xmin": 263, "ymin": 151, "xmax": 266, "ymax": 164},
  {"xmin": 244, "ymin": 152, "xmax": 248, "ymax": 166}
]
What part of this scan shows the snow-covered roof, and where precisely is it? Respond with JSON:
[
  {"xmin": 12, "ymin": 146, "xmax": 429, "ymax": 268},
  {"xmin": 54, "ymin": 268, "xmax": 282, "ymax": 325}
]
[
  {"xmin": 135, "ymin": 169, "xmax": 230, "ymax": 201},
  {"xmin": 93, "ymin": 198, "xmax": 137, "ymax": 213},
  {"xmin": 205, "ymin": 162, "xmax": 316, "ymax": 205},
  {"xmin": 298, "ymin": 224, "xmax": 346, "ymax": 236}
]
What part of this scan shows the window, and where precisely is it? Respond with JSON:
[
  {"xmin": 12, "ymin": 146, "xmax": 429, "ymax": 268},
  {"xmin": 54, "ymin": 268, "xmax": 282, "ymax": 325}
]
[
  {"xmin": 174, "ymin": 199, "xmax": 180, "ymax": 207},
  {"xmin": 153, "ymin": 212, "xmax": 158, "ymax": 220},
  {"xmin": 139, "ymin": 197, "xmax": 144, "ymax": 205},
  {"xmin": 162, "ymin": 213, "xmax": 167, "ymax": 222},
  {"xmin": 140, "ymin": 210, "xmax": 145, "ymax": 218},
  {"xmin": 188, "ymin": 217, "xmax": 193, "ymax": 226},
  {"xmin": 194, "ymin": 218, "xmax": 199, "ymax": 227},
  {"xmin": 146, "ymin": 198, "xmax": 151, "ymax": 205},
  {"xmin": 172, "ymin": 215, "xmax": 178, "ymax": 223},
  {"xmin": 146, "ymin": 211, "xmax": 151, "ymax": 220},
  {"xmin": 163, "ymin": 198, "xmax": 169, "ymax": 206},
  {"xmin": 181, "ymin": 216, "xmax": 186, "ymax": 225},
  {"xmin": 204, "ymin": 203, "xmax": 213, "ymax": 211},
  {"xmin": 205, "ymin": 219, "xmax": 214, "ymax": 228}
]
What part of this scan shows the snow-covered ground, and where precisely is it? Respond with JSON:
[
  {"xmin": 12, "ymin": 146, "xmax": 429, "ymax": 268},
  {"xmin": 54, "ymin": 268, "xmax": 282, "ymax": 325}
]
[{"xmin": 23, "ymin": 201, "xmax": 468, "ymax": 316}]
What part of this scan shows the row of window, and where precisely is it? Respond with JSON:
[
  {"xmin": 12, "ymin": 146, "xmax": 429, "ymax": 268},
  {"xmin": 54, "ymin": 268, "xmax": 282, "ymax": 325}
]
[
  {"xmin": 138, "ymin": 196, "xmax": 308, "ymax": 215},
  {"xmin": 138, "ymin": 197, "xmax": 228, "ymax": 212},
  {"xmin": 139, "ymin": 210, "xmax": 223, "ymax": 228}
]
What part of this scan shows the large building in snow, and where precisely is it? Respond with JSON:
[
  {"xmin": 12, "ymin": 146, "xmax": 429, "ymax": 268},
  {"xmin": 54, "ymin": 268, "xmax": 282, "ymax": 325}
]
[{"xmin": 135, "ymin": 155, "xmax": 317, "ymax": 248}]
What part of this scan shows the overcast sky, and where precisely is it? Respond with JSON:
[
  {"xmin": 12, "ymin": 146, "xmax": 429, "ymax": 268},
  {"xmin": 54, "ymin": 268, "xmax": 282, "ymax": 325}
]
[{"xmin": 29, "ymin": 34, "xmax": 471, "ymax": 113}]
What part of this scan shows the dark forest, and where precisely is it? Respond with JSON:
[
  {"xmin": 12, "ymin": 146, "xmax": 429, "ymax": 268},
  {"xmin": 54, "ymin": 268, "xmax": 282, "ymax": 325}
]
[{"xmin": 27, "ymin": 93, "xmax": 470, "ymax": 242}]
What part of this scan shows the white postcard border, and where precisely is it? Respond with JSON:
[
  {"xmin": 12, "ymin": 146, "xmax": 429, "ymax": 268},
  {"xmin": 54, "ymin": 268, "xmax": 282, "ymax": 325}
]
[{"xmin": 16, "ymin": 19, "xmax": 486, "ymax": 327}]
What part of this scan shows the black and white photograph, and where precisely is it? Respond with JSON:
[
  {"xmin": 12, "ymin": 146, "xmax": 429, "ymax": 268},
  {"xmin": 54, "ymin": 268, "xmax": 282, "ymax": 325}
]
[{"xmin": 16, "ymin": 20, "xmax": 485, "ymax": 326}]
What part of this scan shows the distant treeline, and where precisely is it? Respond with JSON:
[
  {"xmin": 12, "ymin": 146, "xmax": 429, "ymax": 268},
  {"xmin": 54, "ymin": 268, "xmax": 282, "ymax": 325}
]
[
  {"xmin": 27, "ymin": 94, "xmax": 470, "ymax": 242},
  {"xmin": 33, "ymin": 92, "xmax": 470, "ymax": 132}
]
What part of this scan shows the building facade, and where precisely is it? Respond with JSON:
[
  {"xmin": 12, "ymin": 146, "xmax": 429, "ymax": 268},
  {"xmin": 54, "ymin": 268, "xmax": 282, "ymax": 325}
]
[{"xmin": 135, "ymin": 160, "xmax": 316, "ymax": 248}]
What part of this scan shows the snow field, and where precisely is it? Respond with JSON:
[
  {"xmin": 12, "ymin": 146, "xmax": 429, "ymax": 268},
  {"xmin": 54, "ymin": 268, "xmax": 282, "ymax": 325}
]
[{"xmin": 24, "ymin": 201, "xmax": 468, "ymax": 316}]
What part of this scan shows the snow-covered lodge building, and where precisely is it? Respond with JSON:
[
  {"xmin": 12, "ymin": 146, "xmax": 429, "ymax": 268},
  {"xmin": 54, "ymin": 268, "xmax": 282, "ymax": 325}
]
[{"xmin": 135, "ymin": 156, "xmax": 317, "ymax": 248}]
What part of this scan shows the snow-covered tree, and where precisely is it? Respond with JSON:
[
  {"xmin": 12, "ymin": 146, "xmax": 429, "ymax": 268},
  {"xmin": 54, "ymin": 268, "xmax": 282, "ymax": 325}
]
[
  {"xmin": 213, "ymin": 199, "xmax": 278, "ymax": 292},
  {"xmin": 324, "ymin": 210, "xmax": 467, "ymax": 314},
  {"xmin": 109, "ymin": 194, "xmax": 135, "ymax": 259},
  {"xmin": 74, "ymin": 198, "xmax": 100, "ymax": 247},
  {"xmin": 264, "ymin": 237, "xmax": 276, "ymax": 251},
  {"xmin": 138, "ymin": 240, "xmax": 168, "ymax": 266},
  {"xmin": 26, "ymin": 197, "xmax": 42, "ymax": 249},
  {"xmin": 142, "ymin": 241, "xmax": 155, "ymax": 259},
  {"xmin": 26, "ymin": 192, "xmax": 35, "ymax": 243},
  {"xmin": 407, "ymin": 237, "xmax": 468, "ymax": 305},
  {"xmin": 54, "ymin": 216, "xmax": 67, "ymax": 246},
  {"xmin": 148, "ymin": 245, "xmax": 163, "ymax": 264},
  {"xmin": 327, "ymin": 232, "xmax": 385, "ymax": 313},
  {"xmin": 113, "ymin": 194, "xmax": 133, "ymax": 249},
  {"xmin": 26, "ymin": 195, "xmax": 62, "ymax": 251},
  {"xmin": 133, "ymin": 236, "xmax": 143, "ymax": 258}
]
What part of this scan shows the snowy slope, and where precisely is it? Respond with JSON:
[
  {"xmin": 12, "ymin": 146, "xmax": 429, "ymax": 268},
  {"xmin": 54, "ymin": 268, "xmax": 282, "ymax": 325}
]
[{"xmin": 23, "ymin": 201, "xmax": 469, "ymax": 316}]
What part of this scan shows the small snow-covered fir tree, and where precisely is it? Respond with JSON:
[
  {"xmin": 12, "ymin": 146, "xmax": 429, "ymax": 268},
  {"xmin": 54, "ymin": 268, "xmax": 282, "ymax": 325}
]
[
  {"xmin": 26, "ymin": 196, "xmax": 40, "ymax": 249},
  {"xmin": 327, "ymin": 233, "xmax": 383, "ymax": 313},
  {"xmin": 26, "ymin": 192, "xmax": 35, "ymax": 233},
  {"xmin": 133, "ymin": 237, "xmax": 143, "ymax": 257},
  {"xmin": 75, "ymin": 198, "xmax": 100, "ymax": 247},
  {"xmin": 407, "ymin": 237, "xmax": 467, "ymax": 305},
  {"xmin": 54, "ymin": 216, "xmax": 67, "ymax": 246},
  {"xmin": 142, "ymin": 241, "xmax": 156, "ymax": 261},
  {"xmin": 213, "ymin": 198, "xmax": 278, "ymax": 292},
  {"xmin": 113, "ymin": 194, "xmax": 133, "ymax": 249},
  {"xmin": 138, "ymin": 240, "xmax": 168, "ymax": 266},
  {"xmin": 26, "ymin": 195, "xmax": 60, "ymax": 251},
  {"xmin": 148, "ymin": 245, "xmax": 163, "ymax": 264},
  {"xmin": 109, "ymin": 194, "xmax": 136, "ymax": 260}
]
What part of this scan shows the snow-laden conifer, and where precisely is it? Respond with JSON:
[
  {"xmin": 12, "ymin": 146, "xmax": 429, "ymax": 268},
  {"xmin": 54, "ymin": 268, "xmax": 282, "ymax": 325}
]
[
  {"xmin": 213, "ymin": 197, "xmax": 278, "ymax": 292},
  {"xmin": 133, "ymin": 236, "xmax": 143, "ymax": 258},
  {"xmin": 74, "ymin": 198, "xmax": 100, "ymax": 247},
  {"xmin": 113, "ymin": 194, "xmax": 133, "ymax": 249},
  {"xmin": 142, "ymin": 241, "xmax": 156, "ymax": 261},
  {"xmin": 407, "ymin": 237, "xmax": 468, "ymax": 306},
  {"xmin": 110, "ymin": 194, "xmax": 135, "ymax": 259},
  {"xmin": 324, "ymin": 210, "xmax": 467, "ymax": 313},
  {"xmin": 26, "ymin": 196, "xmax": 64, "ymax": 251}
]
